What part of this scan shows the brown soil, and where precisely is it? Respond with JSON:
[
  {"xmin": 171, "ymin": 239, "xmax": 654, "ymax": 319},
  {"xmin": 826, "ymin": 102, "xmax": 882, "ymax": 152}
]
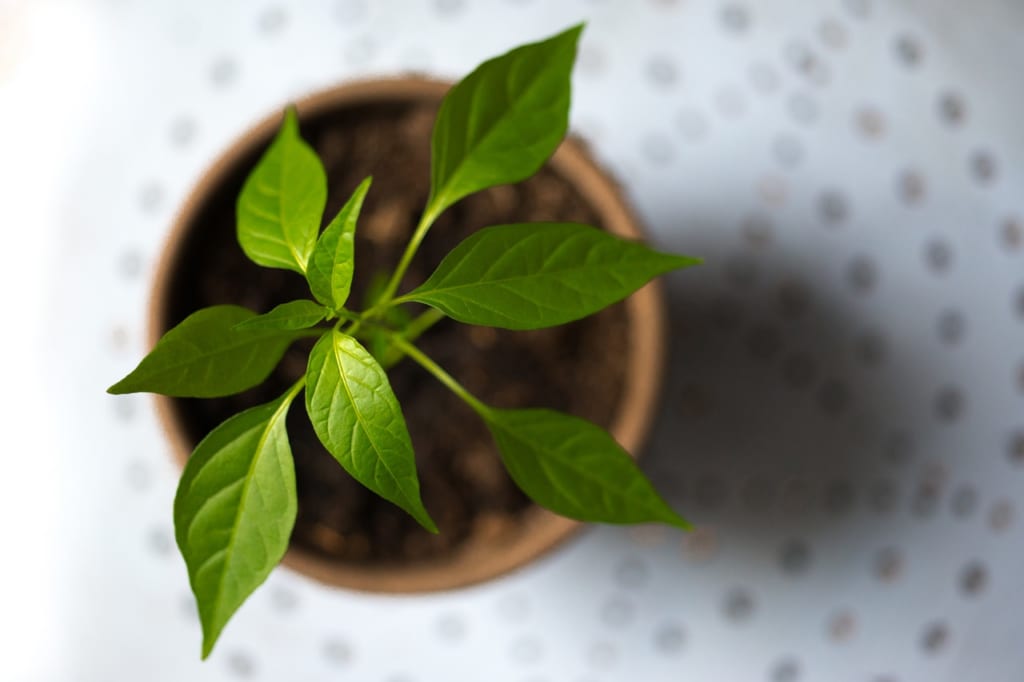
[{"xmin": 161, "ymin": 98, "xmax": 628, "ymax": 567}]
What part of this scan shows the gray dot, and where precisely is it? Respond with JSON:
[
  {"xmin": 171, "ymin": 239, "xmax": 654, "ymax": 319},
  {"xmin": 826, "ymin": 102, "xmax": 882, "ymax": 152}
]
[
  {"xmin": 437, "ymin": 613, "xmax": 466, "ymax": 641},
  {"xmin": 1015, "ymin": 284, "xmax": 1024, "ymax": 318},
  {"xmin": 335, "ymin": 0, "xmax": 367, "ymax": 23},
  {"xmin": 209, "ymin": 56, "xmax": 238, "ymax": 87},
  {"xmin": 779, "ymin": 539, "xmax": 812, "ymax": 575},
  {"xmin": 920, "ymin": 621, "xmax": 950, "ymax": 654},
  {"xmin": 824, "ymin": 479, "xmax": 856, "ymax": 514},
  {"xmin": 343, "ymin": 35, "xmax": 375, "ymax": 65},
  {"xmin": 714, "ymin": 87, "xmax": 747, "ymax": 118},
  {"xmin": 786, "ymin": 93, "xmax": 819, "ymax": 125},
  {"xmin": 924, "ymin": 239, "xmax": 953, "ymax": 274},
  {"xmin": 114, "ymin": 396, "xmax": 136, "ymax": 421},
  {"xmin": 770, "ymin": 657, "xmax": 801, "ymax": 682},
  {"xmin": 641, "ymin": 133, "xmax": 674, "ymax": 165},
  {"xmin": 937, "ymin": 309, "xmax": 965, "ymax": 345},
  {"xmin": 868, "ymin": 480, "xmax": 899, "ymax": 514},
  {"xmin": 723, "ymin": 588, "xmax": 756, "ymax": 622},
  {"xmin": 843, "ymin": 0, "xmax": 871, "ymax": 18},
  {"xmin": 959, "ymin": 560, "xmax": 988, "ymax": 596},
  {"xmin": 898, "ymin": 170, "xmax": 927, "ymax": 205},
  {"xmin": 654, "ymin": 623, "xmax": 686, "ymax": 654},
  {"xmin": 585, "ymin": 641, "xmax": 617, "ymax": 669},
  {"xmin": 856, "ymin": 331, "xmax": 886, "ymax": 367},
  {"xmin": 138, "ymin": 182, "xmax": 163, "ymax": 213},
  {"xmin": 169, "ymin": 116, "xmax": 197, "ymax": 147},
  {"xmin": 784, "ymin": 41, "xmax": 830, "ymax": 86},
  {"xmin": 433, "ymin": 0, "xmax": 464, "ymax": 16},
  {"xmin": 257, "ymin": 6, "xmax": 287, "ymax": 33},
  {"xmin": 783, "ymin": 352, "xmax": 817, "ymax": 389},
  {"xmin": 646, "ymin": 56, "xmax": 678, "ymax": 87},
  {"xmin": 933, "ymin": 386, "xmax": 964, "ymax": 422},
  {"xmin": 497, "ymin": 594, "xmax": 530, "ymax": 622},
  {"xmin": 227, "ymin": 651, "xmax": 256, "ymax": 677},
  {"xmin": 118, "ymin": 249, "xmax": 143, "ymax": 279},
  {"xmin": 600, "ymin": 596, "xmax": 635, "ymax": 627},
  {"xmin": 819, "ymin": 190, "xmax": 849, "ymax": 225},
  {"xmin": 746, "ymin": 323, "xmax": 782, "ymax": 362},
  {"xmin": 854, "ymin": 107, "xmax": 886, "ymax": 139},
  {"xmin": 323, "ymin": 638, "xmax": 354, "ymax": 665},
  {"xmin": 818, "ymin": 19, "xmax": 847, "ymax": 49},
  {"xmin": 1007, "ymin": 431, "xmax": 1024, "ymax": 467},
  {"xmin": 720, "ymin": 4, "xmax": 751, "ymax": 32},
  {"xmin": 577, "ymin": 45, "xmax": 607, "ymax": 77},
  {"xmin": 883, "ymin": 431, "xmax": 914, "ymax": 466},
  {"xmin": 270, "ymin": 587, "xmax": 298, "ymax": 612},
  {"xmin": 873, "ymin": 546, "xmax": 903, "ymax": 582},
  {"xmin": 937, "ymin": 91, "xmax": 967, "ymax": 126},
  {"xmin": 509, "ymin": 636, "xmax": 544, "ymax": 664},
  {"xmin": 125, "ymin": 458, "xmax": 152, "ymax": 491},
  {"xmin": 970, "ymin": 150, "xmax": 998, "ymax": 185},
  {"xmin": 742, "ymin": 213, "xmax": 774, "ymax": 248},
  {"xmin": 773, "ymin": 134, "xmax": 803, "ymax": 168},
  {"xmin": 847, "ymin": 255, "xmax": 877, "ymax": 294},
  {"xmin": 894, "ymin": 33, "xmax": 923, "ymax": 66},
  {"xmin": 777, "ymin": 280, "xmax": 810, "ymax": 319},
  {"xmin": 1001, "ymin": 217, "xmax": 1022, "ymax": 251},
  {"xmin": 989, "ymin": 498, "xmax": 1015, "ymax": 531},
  {"xmin": 748, "ymin": 62, "xmax": 780, "ymax": 94},
  {"xmin": 675, "ymin": 109, "xmax": 709, "ymax": 141},
  {"xmin": 614, "ymin": 557, "xmax": 651, "ymax": 588},
  {"xmin": 950, "ymin": 485, "xmax": 978, "ymax": 518},
  {"xmin": 147, "ymin": 526, "xmax": 173, "ymax": 557},
  {"xmin": 827, "ymin": 610, "xmax": 856, "ymax": 641}
]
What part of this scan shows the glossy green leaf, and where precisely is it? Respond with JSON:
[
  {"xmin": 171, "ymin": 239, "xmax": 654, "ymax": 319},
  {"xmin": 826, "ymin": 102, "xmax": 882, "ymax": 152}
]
[
  {"xmin": 237, "ymin": 108, "xmax": 326, "ymax": 274},
  {"xmin": 426, "ymin": 24, "xmax": 582, "ymax": 221},
  {"xmin": 305, "ymin": 330, "xmax": 437, "ymax": 533},
  {"xmin": 233, "ymin": 300, "xmax": 328, "ymax": 332},
  {"xmin": 307, "ymin": 177, "xmax": 371, "ymax": 309},
  {"xmin": 174, "ymin": 383, "xmax": 301, "ymax": 658},
  {"xmin": 107, "ymin": 305, "xmax": 301, "ymax": 398},
  {"xmin": 403, "ymin": 223, "xmax": 700, "ymax": 329},
  {"xmin": 483, "ymin": 408, "xmax": 690, "ymax": 529}
]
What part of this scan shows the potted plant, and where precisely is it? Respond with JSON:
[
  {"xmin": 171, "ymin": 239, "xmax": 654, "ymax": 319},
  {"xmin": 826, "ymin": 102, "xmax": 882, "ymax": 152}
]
[{"xmin": 109, "ymin": 24, "xmax": 699, "ymax": 658}]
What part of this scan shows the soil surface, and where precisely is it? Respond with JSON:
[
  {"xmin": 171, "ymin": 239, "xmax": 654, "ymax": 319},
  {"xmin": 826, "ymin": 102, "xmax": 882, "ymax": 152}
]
[{"xmin": 162, "ymin": 97, "xmax": 628, "ymax": 566}]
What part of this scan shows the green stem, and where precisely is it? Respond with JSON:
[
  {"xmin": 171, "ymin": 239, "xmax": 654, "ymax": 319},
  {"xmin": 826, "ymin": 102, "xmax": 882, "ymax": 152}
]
[
  {"xmin": 381, "ymin": 308, "xmax": 446, "ymax": 370},
  {"xmin": 281, "ymin": 375, "xmax": 306, "ymax": 404},
  {"xmin": 374, "ymin": 203, "xmax": 442, "ymax": 311},
  {"xmin": 388, "ymin": 334, "xmax": 490, "ymax": 417}
]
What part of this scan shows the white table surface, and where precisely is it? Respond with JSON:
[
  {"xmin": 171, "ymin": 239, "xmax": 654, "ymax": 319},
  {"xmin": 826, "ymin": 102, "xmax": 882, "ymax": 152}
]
[{"xmin": 2, "ymin": 1, "xmax": 1023, "ymax": 680}]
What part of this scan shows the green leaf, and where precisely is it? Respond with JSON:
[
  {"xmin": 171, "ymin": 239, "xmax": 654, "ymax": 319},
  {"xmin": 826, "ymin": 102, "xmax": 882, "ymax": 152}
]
[
  {"xmin": 483, "ymin": 408, "xmax": 690, "ymax": 529},
  {"xmin": 305, "ymin": 330, "xmax": 437, "ymax": 533},
  {"xmin": 426, "ymin": 24, "xmax": 582, "ymax": 221},
  {"xmin": 174, "ymin": 382, "xmax": 301, "ymax": 658},
  {"xmin": 108, "ymin": 305, "xmax": 301, "ymax": 398},
  {"xmin": 233, "ymin": 300, "xmax": 328, "ymax": 332},
  {"xmin": 237, "ymin": 107, "xmax": 326, "ymax": 274},
  {"xmin": 307, "ymin": 177, "xmax": 372, "ymax": 309},
  {"xmin": 403, "ymin": 223, "xmax": 700, "ymax": 330}
]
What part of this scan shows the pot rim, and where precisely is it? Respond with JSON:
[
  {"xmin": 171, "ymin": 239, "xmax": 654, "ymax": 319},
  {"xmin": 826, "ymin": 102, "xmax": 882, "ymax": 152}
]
[{"xmin": 148, "ymin": 77, "xmax": 668, "ymax": 593}]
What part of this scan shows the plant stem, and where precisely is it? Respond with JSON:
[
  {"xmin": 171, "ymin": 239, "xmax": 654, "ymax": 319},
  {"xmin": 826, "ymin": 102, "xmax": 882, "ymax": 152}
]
[
  {"xmin": 373, "ymin": 203, "xmax": 442, "ymax": 311},
  {"xmin": 388, "ymin": 334, "xmax": 490, "ymax": 417},
  {"xmin": 381, "ymin": 308, "xmax": 447, "ymax": 369}
]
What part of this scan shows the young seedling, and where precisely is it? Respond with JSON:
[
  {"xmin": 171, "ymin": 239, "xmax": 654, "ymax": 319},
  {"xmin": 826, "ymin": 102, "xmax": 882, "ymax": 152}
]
[{"xmin": 110, "ymin": 24, "xmax": 700, "ymax": 658}]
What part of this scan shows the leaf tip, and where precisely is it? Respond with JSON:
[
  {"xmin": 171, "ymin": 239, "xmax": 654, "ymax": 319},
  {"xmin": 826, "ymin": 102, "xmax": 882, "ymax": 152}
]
[{"xmin": 281, "ymin": 105, "xmax": 299, "ymax": 135}]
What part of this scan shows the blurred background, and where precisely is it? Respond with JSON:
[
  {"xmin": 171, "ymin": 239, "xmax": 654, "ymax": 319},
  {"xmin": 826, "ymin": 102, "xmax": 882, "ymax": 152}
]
[{"xmin": 2, "ymin": 0, "xmax": 1024, "ymax": 680}]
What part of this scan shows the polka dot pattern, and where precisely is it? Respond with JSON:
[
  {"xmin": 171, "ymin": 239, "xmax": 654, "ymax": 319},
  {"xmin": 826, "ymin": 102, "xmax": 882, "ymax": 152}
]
[{"xmin": 43, "ymin": 0, "xmax": 1024, "ymax": 679}]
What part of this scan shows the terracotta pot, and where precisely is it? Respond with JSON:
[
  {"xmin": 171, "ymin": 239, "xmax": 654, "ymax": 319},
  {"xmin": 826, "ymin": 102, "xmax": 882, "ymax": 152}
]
[{"xmin": 149, "ymin": 78, "xmax": 668, "ymax": 593}]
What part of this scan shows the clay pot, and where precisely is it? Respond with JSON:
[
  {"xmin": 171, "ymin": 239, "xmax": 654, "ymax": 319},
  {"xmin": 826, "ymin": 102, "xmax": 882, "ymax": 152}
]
[{"xmin": 148, "ymin": 78, "xmax": 667, "ymax": 593}]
